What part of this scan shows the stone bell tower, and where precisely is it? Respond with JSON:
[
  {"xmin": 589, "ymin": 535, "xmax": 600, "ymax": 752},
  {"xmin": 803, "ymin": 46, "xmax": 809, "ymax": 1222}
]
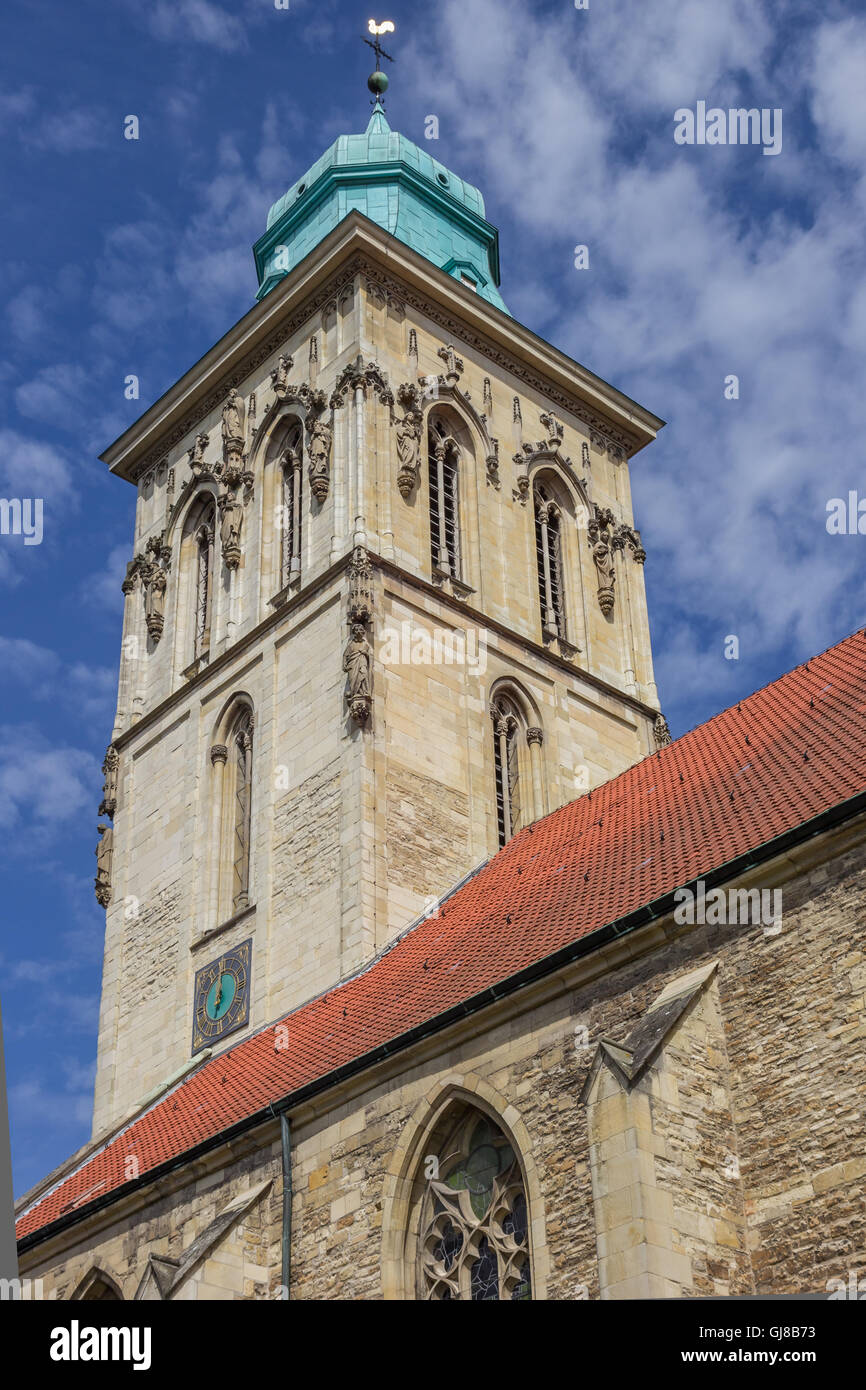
[{"xmin": 90, "ymin": 77, "xmax": 665, "ymax": 1138}]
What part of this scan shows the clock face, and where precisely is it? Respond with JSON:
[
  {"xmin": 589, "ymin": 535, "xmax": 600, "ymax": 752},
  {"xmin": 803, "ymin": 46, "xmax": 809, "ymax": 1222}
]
[{"xmin": 192, "ymin": 938, "xmax": 251, "ymax": 1055}]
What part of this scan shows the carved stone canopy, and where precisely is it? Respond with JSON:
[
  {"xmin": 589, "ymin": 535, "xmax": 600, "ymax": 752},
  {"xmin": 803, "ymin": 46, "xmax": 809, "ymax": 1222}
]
[
  {"xmin": 348, "ymin": 545, "xmax": 374, "ymax": 624},
  {"xmin": 653, "ymin": 713, "xmax": 672, "ymax": 749},
  {"xmin": 437, "ymin": 344, "xmax": 464, "ymax": 386},
  {"xmin": 99, "ymin": 745, "xmax": 119, "ymax": 819},
  {"xmin": 330, "ymin": 355, "xmax": 394, "ymax": 413}
]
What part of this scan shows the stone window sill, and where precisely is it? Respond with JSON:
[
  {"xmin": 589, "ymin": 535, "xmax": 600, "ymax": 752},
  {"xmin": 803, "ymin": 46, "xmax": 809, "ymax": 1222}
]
[{"xmin": 191, "ymin": 902, "xmax": 256, "ymax": 953}]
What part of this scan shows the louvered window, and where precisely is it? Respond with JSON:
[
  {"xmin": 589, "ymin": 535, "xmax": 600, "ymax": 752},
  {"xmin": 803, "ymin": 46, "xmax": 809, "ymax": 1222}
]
[
  {"xmin": 429, "ymin": 421, "xmax": 461, "ymax": 580},
  {"xmin": 232, "ymin": 710, "xmax": 253, "ymax": 912},
  {"xmin": 194, "ymin": 506, "xmax": 216, "ymax": 658},
  {"xmin": 534, "ymin": 483, "xmax": 565, "ymax": 639},
  {"xmin": 281, "ymin": 421, "xmax": 303, "ymax": 587},
  {"xmin": 492, "ymin": 697, "xmax": 522, "ymax": 847}
]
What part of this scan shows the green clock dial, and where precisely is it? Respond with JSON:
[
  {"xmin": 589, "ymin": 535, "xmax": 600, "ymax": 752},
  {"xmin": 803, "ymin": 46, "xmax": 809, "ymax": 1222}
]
[
  {"xmin": 192, "ymin": 939, "xmax": 251, "ymax": 1054},
  {"xmin": 206, "ymin": 969, "xmax": 237, "ymax": 1021}
]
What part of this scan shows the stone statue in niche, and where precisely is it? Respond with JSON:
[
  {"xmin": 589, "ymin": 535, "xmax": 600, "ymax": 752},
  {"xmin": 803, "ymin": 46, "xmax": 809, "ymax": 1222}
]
[
  {"xmin": 343, "ymin": 621, "xmax": 373, "ymax": 725},
  {"xmin": 308, "ymin": 419, "xmax": 332, "ymax": 502},
  {"xmin": 99, "ymin": 745, "xmax": 119, "ymax": 818},
  {"xmin": 540, "ymin": 411, "xmax": 564, "ymax": 450},
  {"xmin": 219, "ymin": 488, "xmax": 244, "ymax": 569},
  {"xmin": 270, "ymin": 354, "xmax": 293, "ymax": 397},
  {"xmin": 588, "ymin": 505, "xmax": 617, "ymax": 616},
  {"xmin": 591, "ymin": 537, "xmax": 615, "ymax": 615},
  {"xmin": 188, "ymin": 432, "xmax": 209, "ymax": 478},
  {"xmin": 395, "ymin": 409, "xmax": 423, "ymax": 497},
  {"xmin": 221, "ymin": 389, "xmax": 245, "ymax": 454},
  {"xmin": 144, "ymin": 564, "xmax": 167, "ymax": 639},
  {"xmin": 95, "ymin": 823, "xmax": 113, "ymax": 908}
]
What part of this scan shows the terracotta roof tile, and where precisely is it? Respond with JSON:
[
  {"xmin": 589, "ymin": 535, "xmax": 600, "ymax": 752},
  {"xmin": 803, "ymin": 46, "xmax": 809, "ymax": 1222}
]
[{"xmin": 17, "ymin": 628, "xmax": 866, "ymax": 1241}]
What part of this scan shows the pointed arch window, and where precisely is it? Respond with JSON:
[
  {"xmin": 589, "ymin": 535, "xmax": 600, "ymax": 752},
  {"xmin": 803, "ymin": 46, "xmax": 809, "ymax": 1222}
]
[
  {"xmin": 211, "ymin": 701, "xmax": 255, "ymax": 924},
  {"xmin": 232, "ymin": 709, "xmax": 254, "ymax": 912},
  {"xmin": 193, "ymin": 502, "xmax": 216, "ymax": 659},
  {"xmin": 492, "ymin": 694, "xmax": 522, "ymax": 847},
  {"xmin": 534, "ymin": 481, "xmax": 565, "ymax": 640},
  {"xmin": 280, "ymin": 420, "xmax": 303, "ymax": 588},
  {"xmin": 428, "ymin": 418, "xmax": 461, "ymax": 580},
  {"xmin": 418, "ymin": 1106, "xmax": 532, "ymax": 1301}
]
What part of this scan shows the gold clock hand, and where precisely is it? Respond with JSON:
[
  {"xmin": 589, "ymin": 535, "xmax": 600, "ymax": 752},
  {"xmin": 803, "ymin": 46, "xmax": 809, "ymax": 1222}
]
[{"xmin": 212, "ymin": 963, "xmax": 223, "ymax": 1014}]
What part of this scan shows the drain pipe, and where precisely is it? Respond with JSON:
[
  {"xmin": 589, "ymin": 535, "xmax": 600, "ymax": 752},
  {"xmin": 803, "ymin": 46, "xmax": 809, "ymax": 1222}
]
[{"xmin": 274, "ymin": 1108, "xmax": 292, "ymax": 1300}]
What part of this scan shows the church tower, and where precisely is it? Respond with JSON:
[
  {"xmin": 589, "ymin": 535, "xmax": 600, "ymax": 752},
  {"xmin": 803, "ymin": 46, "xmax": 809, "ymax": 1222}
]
[{"xmin": 91, "ymin": 72, "xmax": 665, "ymax": 1137}]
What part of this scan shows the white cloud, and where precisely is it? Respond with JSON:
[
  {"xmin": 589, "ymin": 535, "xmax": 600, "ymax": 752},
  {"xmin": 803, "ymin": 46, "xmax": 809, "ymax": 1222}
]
[
  {"xmin": 0, "ymin": 638, "xmax": 116, "ymax": 721},
  {"xmin": 147, "ymin": 0, "xmax": 249, "ymax": 52},
  {"xmin": 27, "ymin": 107, "xmax": 107, "ymax": 153},
  {"xmin": 809, "ymin": 18, "xmax": 866, "ymax": 167},
  {"xmin": 15, "ymin": 362, "xmax": 90, "ymax": 424},
  {"xmin": 402, "ymin": 0, "xmax": 866, "ymax": 729},
  {"xmin": 79, "ymin": 543, "xmax": 129, "ymax": 616},
  {"xmin": 0, "ymin": 726, "xmax": 99, "ymax": 832}
]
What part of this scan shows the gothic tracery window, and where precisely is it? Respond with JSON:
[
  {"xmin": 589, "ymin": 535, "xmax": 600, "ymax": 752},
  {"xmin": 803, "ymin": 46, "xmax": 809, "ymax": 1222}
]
[
  {"xmin": 428, "ymin": 418, "xmax": 461, "ymax": 580},
  {"xmin": 534, "ymin": 481, "xmax": 566, "ymax": 640},
  {"xmin": 418, "ymin": 1108, "xmax": 532, "ymax": 1301},
  {"xmin": 492, "ymin": 694, "xmax": 522, "ymax": 847}
]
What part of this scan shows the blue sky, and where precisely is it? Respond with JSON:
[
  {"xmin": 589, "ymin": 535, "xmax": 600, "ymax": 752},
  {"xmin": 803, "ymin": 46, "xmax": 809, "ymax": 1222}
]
[{"xmin": 2, "ymin": 0, "xmax": 865, "ymax": 1197}]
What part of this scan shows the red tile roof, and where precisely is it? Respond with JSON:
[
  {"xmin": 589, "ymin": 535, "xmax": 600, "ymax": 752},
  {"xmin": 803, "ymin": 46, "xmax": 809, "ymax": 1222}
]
[{"xmin": 17, "ymin": 628, "xmax": 866, "ymax": 1244}]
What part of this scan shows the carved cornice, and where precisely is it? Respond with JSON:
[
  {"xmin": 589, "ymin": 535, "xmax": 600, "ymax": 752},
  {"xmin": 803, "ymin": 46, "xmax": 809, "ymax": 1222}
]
[
  {"xmin": 125, "ymin": 251, "xmax": 642, "ymax": 489},
  {"xmin": 360, "ymin": 260, "xmax": 642, "ymax": 458},
  {"xmin": 128, "ymin": 260, "xmax": 361, "ymax": 484}
]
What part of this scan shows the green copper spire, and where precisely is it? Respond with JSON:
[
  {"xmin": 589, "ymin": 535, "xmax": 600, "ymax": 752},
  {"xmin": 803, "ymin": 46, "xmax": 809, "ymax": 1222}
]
[{"xmin": 252, "ymin": 61, "xmax": 508, "ymax": 312}]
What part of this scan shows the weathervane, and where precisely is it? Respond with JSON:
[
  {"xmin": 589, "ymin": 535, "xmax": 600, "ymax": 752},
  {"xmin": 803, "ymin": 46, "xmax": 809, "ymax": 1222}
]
[{"xmin": 363, "ymin": 19, "xmax": 395, "ymax": 104}]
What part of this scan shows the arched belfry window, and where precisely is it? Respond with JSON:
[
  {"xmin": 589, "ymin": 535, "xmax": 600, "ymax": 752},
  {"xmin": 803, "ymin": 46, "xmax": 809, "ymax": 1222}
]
[
  {"xmin": 280, "ymin": 419, "xmax": 303, "ymax": 588},
  {"xmin": 534, "ymin": 481, "xmax": 565, "ymax": 640},
  {"xmin": 492, "ymin": 694, "xmax": 522, "ymax": 847},
  {"xmin": 428, "ymin": 417, "xmax": 461, "ymax": 580},
  {"xmin": 210, "ymin": 700, "xmax": 255, "ymax": 924},
  {"xmin": 418, "ymin": 1105, "xmax": 532, "ymax": 1301},
  {"xmin": 231, "ymin": 708, "xmax": 254, "ymax": 912},
  {"xmin": 490, "ymin": 687, "xmax": 546, "ymax": 848},
  {"xmin": 193, "ymin": 500, "xmax": 216, "ymax": 659}
]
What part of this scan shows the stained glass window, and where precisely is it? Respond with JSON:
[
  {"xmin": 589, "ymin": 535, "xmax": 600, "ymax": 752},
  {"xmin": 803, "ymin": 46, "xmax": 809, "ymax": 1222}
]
[{"xmin": 418, "ymin": 1108, "xmax": 532, "ymax": 1301}]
